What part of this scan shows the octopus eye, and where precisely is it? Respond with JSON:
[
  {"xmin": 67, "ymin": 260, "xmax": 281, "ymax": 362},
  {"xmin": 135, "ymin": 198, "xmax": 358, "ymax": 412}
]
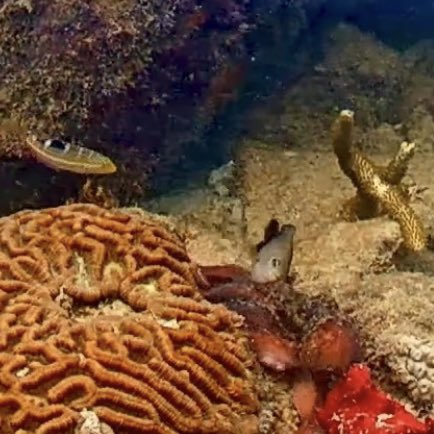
[{"xmin": 271, "ymin": 258, "xmax": 281, "ymax": 268}]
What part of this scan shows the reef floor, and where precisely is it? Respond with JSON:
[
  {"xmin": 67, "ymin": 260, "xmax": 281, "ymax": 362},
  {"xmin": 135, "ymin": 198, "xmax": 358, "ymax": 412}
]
[
  {"xmin": 137, "ymin": 22, "xmax": 434, "ymax": 433},
  {"xmin": 141, "ymin": 118, "xmax": 434, "ymax": 433}
]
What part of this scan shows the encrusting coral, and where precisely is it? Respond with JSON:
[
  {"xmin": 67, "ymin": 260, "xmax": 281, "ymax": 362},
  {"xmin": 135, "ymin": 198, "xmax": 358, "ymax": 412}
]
[
  {"xmin": 332, "ymin": 109, "xmax": 427, "ymax": 252},
  {"xmin": 0, "ymin": 204, "xmax": 259, "ymax": 434},
  {"xmin": 381, "ymin": 333, "xmax": 434, "ymax": 413}
]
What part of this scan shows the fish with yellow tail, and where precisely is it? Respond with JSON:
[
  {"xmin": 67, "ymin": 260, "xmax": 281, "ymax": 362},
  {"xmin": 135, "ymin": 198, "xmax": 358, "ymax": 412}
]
[{"xmin": 25, "ymin": 135, "xmax": 117, "ymax": 175}]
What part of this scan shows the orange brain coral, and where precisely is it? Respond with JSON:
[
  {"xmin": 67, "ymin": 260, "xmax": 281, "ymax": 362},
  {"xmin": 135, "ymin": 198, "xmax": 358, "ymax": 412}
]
[{"xmin": 0, "ymin": 204, "xmax": 258, "ymax": 434}]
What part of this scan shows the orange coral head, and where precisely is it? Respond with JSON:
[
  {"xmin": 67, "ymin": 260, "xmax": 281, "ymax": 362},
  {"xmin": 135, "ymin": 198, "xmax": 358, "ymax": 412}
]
[
  {"xmin": 0, "ymin": 204, "xmax": 259, "ymax": 434},
  {"xmin": 300, "ymin": 320, "xmax": 361, "ymax": 373}
]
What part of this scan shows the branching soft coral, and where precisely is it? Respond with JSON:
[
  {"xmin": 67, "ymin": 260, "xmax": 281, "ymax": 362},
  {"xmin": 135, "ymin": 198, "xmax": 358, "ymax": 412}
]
[{"xmin": 332, "ymin": 109, "xmax": 427, "ymax": 252}]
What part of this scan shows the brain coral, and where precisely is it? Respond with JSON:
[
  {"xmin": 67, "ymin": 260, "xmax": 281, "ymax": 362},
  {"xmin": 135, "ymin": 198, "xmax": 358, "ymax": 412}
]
[
  {"xmin": 0, "ymin": 204, "xmax": 258, "ymax": 433},
  {"xmin": 384, "ymin": 334, "xmax": 434, "ymax": 413}
]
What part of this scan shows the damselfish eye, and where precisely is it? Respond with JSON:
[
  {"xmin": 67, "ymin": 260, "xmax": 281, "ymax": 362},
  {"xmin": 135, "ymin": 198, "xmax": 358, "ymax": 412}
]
[{"xmin": 271, "ymin": 258, "xmax": 281, "ymax": 268}]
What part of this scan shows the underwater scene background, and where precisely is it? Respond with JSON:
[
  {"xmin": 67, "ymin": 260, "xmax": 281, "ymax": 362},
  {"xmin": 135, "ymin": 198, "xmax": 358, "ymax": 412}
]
[{"xmin": 0, "ymin": 0, "xmax": 434, "ymax": 433}]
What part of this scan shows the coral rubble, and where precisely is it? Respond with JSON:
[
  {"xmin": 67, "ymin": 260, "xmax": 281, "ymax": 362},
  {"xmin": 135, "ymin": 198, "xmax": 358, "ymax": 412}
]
[
  {"xmin": 0, "ymin": 204, "xmax": 258, "ymax": 433},
  {"xmin": 332, "ymin": 109, "xmax": 426, "ymax": 252}
]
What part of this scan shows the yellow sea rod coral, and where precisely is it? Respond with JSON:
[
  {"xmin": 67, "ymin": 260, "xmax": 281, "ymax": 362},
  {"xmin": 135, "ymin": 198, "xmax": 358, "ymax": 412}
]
[
  {"xmin": 0, "ymin": 204, "xmax": 259, "ymax": 434},
  {"xmin": 332, "ymin": 110, "xmax": 427, "ymax": 252}
]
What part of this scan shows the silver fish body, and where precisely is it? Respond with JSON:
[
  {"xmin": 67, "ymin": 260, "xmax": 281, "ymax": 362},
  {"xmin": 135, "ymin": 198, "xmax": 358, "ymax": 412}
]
[{"xmin": 250, "ymin": 223, "xmax": 296, "ymax": 284}]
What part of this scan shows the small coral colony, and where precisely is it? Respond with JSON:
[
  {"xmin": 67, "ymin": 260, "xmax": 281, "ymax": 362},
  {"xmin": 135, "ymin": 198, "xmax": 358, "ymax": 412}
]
[{"xmin": 0, "ymin": 110, "xmax": 432, "ymax": 434}]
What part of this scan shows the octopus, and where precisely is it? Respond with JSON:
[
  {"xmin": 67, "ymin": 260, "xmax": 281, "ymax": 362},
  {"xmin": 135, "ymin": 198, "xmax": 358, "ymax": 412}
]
[{"xmin": 196, "ymin": 219, "xmax": 362, "ymax": 433}]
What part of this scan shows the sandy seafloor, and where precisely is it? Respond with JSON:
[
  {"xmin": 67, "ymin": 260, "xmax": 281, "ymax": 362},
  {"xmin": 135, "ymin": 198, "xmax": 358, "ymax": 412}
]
[{"xmin": 139, "ymin": 23, "xmax": 434, "ymax": 433}]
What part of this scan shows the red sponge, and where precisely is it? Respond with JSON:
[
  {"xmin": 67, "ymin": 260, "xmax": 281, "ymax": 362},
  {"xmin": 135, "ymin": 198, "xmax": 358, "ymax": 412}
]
[{"xmin": 317, "ymin": 364, "xmax": 433, "ymax": 434}]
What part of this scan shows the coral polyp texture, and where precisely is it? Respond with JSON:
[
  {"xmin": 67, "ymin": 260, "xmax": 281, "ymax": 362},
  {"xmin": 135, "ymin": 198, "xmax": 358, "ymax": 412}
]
[
  {"xmin": 385, "ymin": 334, "xmax": 434, "ymax": 412},
  {"xmin": 0, "ymin": 204, "xmax": 258, "ymax": 434},
  {"xmin": 332, "ymin": 109, "xmax": 427, "ymax": 252}
]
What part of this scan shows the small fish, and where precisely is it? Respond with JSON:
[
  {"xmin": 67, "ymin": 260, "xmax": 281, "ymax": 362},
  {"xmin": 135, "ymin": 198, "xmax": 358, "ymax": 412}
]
[
  {"xmin": 250, "ymin": 219, "xmax": 296, "ymax": 284},
  {"xmin": 26, "ymin": 135, "xmax": 116, "ymax": 175}
]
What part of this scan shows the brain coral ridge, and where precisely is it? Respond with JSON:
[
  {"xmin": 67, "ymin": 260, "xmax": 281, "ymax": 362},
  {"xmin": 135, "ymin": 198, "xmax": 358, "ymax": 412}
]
[
  {"xmin": 384, "ymin": 333, "xmax": 434, "ymax": 412},
  {"xmin": 0, "ymin": 204, "xmax": 258, "ymax": 434}
]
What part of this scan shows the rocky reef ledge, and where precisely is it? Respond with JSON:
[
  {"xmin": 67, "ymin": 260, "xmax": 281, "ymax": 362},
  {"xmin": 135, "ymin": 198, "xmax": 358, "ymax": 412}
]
[{"xmin": 0, "ymin": 0, "xmax": 383, "ymax": 214}]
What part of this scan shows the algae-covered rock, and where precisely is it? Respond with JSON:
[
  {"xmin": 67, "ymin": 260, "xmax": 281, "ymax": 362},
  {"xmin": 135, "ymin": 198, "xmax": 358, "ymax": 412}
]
[
  {"xmin": 0, "ymin": 0, "xmax": 258, "ymax": 213},
  {"xmin": 0, "ymin": 0, "xmax": 188, "ymax": 211},
  {"xmin": 0, "ymin": 0, "xmax": 386, "ymax": 215}
]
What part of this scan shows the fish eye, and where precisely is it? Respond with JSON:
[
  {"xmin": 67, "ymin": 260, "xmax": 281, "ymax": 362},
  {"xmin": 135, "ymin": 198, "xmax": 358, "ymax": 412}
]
[
  {"xmin": 49, "ymin": 139, "xmax": 67, "ymax": 150},
  {"xmin": 271, "ymin": 258, "xmax": 281, "ymax": 268},
  {"xmin": 44, "ymin": 139, "xmax": 67, "ymax": 151}
]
